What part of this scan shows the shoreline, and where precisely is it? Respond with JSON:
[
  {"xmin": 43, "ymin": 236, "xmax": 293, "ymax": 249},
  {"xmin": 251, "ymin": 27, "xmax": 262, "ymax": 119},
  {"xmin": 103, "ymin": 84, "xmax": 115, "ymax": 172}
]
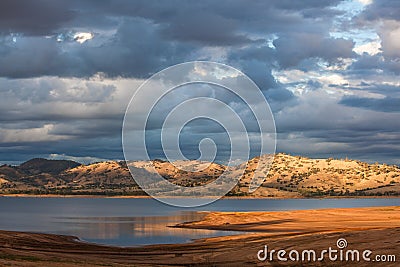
[
  {"xmin": 0, "ymin": 206, "xmax": 399, "ymax": 266},
  {"xmin": 1, "ymin": 193, "xmax": 400, "ymax": 199}
]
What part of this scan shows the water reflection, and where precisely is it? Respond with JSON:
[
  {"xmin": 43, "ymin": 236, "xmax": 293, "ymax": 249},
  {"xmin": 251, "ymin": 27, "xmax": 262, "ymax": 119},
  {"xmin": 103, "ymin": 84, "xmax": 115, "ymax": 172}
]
[
  {"xmin": 1, "ymin": 197, "xmax": 399, "ymax": 246},
  {"xmin": 54, "ymin": 211, "xmax": 234, "ymax": 246}
]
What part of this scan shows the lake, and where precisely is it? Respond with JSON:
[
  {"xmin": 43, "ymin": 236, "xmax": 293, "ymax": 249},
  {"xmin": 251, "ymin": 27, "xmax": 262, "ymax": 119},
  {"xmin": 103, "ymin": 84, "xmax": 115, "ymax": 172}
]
[{"xmin": 0, "ymin": 197, "xmax": 399, "ymax": 246}]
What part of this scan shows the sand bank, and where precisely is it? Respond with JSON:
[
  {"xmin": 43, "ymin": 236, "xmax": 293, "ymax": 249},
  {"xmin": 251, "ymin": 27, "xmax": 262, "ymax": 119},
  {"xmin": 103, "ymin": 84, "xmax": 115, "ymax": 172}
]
[{"xmin": 0, "ymin": 206, "xmax": 399, "ymax": 266}]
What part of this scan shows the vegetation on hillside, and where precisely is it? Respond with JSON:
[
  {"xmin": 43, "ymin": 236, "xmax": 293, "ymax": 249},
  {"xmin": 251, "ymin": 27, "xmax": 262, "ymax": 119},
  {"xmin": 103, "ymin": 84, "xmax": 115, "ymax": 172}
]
[{"xmin": 0, "ymin": 154, "xmax": 399, "ymax": 197}]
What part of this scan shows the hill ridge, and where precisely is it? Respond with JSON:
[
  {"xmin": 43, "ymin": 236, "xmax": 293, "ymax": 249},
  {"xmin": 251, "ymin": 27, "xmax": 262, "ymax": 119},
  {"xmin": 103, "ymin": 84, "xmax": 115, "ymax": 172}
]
[{"xmin": 0, "ymin": 154, "xmax": 399, "ymax": 197}]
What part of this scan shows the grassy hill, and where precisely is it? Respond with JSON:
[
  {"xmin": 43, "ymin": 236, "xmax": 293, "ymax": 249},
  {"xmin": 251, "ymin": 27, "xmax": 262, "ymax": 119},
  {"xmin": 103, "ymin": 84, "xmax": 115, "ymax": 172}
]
[
  {"xmin": 233, "ymin": 153, "xmax": 400, "ymax": 197},
  {"xmin": 0, "ymin": 154, "xmax": 399, "ymax": 197}
]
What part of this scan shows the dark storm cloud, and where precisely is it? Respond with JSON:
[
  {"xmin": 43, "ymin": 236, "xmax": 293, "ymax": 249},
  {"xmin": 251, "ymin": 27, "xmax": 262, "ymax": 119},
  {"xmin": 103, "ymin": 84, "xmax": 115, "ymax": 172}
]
[
  {"xmin": 359, "ymin": 0, "xmax": 400, "ymax": 21},
  {"xmin": 232, "ymin": 59, "xmax": 297, "ymax": 112},
  {"xmin": 348, "ymin": 53, "xmax": 400, "ymax": 77},
  {"xmin": 1, "ymin": 0, "xmax": 400, "ymax": 165},
  {"xmin": 0, "ymin": 0, "xmax": 75, "ymax": 35},
  {"xmin": 339, "ymin": 96, "xmax": 400, "ymax": 113},
  {"xmin": 358, "ymin": 84, "xmax": 400, "ymax": 97},
  {"xmin": 76, "ymin": 0, "xmax": 343, "ymax": 39},
  {"xmin": 226, "ymin": 45, "xmax": 297, "ymax": 112},
  {"xmin": 348, "ymin": 54, "xmax": 382, "ymax": 74},
  {"xmin": 0, "ymin": 37, "xmax": 63, "ymax": 78},
  {"xmin": 0, "ymin": 136, "xmax": 123, "ymax": 165},
  {"xmin": 74, "ymin": 18, "xmax": 194, "ymax": 78},
  {"xmin": 0, "ymin": 0, "xmax": 348, "ymax": 78},
  {"xmin": 161, "ymin": 13, "xmax": 253, "ymax": 45},
  {"xmin": 351, "ymin": 0, "xmax": 400, "ymax": 78},
  {"xmin": 273, "ymin": 34, "xmax": 355, "ymax": 69},
  {"xmin": 0, "ymin": 18, "xmax": 194, "ymax": 78}
]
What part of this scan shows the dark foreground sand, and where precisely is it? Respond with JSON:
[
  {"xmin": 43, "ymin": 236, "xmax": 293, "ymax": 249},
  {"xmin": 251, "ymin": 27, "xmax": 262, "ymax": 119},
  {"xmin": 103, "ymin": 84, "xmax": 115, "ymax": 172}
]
[{"xmin": 0, "ymin": 206, "xmax": 399, "ymax": 266}]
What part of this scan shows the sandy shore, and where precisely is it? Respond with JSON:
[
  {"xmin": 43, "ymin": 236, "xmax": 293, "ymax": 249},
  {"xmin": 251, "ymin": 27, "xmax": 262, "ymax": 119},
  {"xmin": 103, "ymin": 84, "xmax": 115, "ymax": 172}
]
[{"xmin": 0, "ymin": 206, "xmax": 399, "ymax": 266}]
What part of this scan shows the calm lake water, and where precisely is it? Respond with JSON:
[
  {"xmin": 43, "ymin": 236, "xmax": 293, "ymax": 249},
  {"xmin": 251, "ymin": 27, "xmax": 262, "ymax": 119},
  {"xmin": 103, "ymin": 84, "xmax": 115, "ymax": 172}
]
[{"xmin": 0, "ymin": 197, "xmax": 399, "ymax": 246}]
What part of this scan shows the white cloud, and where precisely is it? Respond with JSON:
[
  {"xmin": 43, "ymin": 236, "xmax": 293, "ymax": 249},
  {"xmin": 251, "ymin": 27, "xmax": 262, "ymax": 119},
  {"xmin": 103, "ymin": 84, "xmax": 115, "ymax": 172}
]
[
  {"xmin": 0, "ymin": 75, "xmax": 145, "ymax": 143},
  {"xmin": 353, "ymin": 40, "xmax": 382, "ymax": 55},
  {"xmin": 273, "ymin": 69, "xmax": 350, "ymax": 95},
  {"xmin": 73, "ymin": 32, "xmax": 94, "ymax": 44},
  {"xmin": 48, "ymin": 153, "xmax": 113, "ymax": 164},
  {"xmin": 378, "ymin": 20, "xmax": 400, "ymax": 58},
  {"xmin": 357, "ymin": 0, "xmax": 373, "ymax": 6},
  {"xmin": 0, "ymin": 124, "xmax": 70, "ymax": 143}
]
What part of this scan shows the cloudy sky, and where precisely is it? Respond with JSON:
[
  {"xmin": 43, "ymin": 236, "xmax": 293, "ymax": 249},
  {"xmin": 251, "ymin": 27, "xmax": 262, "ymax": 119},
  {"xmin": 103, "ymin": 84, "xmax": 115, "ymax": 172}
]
[{"xmin": 0, "ymin": 0, "xmax": 399, "ymax": 165}]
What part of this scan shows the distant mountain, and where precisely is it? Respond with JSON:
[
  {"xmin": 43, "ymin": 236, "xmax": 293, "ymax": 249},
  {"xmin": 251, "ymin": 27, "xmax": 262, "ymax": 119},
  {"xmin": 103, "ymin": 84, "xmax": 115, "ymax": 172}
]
[
  {"xmin": 0, "ymin": 159, "xmax": 82, "ymax": 193},
  {"xmin": 0, "ymin": 154, "xmax": 399, "ymax": 197},
  {"xmin": 19, "ymin": 158, "xmax": 81, "ymax": 175}
]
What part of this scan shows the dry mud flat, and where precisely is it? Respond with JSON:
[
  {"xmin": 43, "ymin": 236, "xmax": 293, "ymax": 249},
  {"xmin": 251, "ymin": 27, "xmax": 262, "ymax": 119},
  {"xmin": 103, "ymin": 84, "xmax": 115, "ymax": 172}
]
[{"xmin": 0, "ymin": 206, "xmax": 399, "ymax": 266}]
